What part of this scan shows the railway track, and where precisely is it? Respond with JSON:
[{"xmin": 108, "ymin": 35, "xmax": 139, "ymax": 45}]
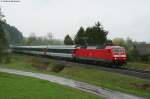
[
  {"xmin": 14, "ymin": 53, "xmax": 150, "ymax": 80},
  {"xmin": 44, "ymin": 57, "xmax": 150, "ymax": 80}
]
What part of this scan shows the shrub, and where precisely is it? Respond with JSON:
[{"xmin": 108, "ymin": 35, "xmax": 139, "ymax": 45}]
[
  {"xmin": 148, "ymin": 56, "xmax": 150, "ymax": 63},
  {"xmin": 140, "ymin": 55, "xmax": 149, "ymax": 62},
  {"xmin": 49, "ymin": 62, "xmax": 66, "ymax": 73},
  {"xmin": 4, "ymin": 54, "xmax": 11, "ymax": 64},
  {"xmin": 126, "ymin": 45, "xmax": 140, "ymax": 62}
]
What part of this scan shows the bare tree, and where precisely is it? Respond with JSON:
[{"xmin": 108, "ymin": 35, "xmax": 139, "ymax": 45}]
[{"xmin": 47, "ymin": 32, "xmax": 53, "ymax": 40}]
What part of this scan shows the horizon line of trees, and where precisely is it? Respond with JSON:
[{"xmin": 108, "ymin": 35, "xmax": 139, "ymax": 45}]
[
  {"xmin": 21, "ymin": 33, "xmax": 63, "ymax": 45},
  {"xmin": 64, "ymin": 22, "xmax": 110, "ymax": 47}
]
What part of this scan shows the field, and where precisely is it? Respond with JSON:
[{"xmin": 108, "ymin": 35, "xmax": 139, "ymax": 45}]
[
  {"xmin": 1, "ymin": 54, "xmax": 150, "ymax": 98},
  {"xmin": 0, "ymin": 72, "xmax": 101, "ymax": 99}
]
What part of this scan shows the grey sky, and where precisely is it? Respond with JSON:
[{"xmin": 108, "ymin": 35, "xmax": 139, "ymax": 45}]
[{"xmin": 1, "ymin": 0, "xmax": 150, "ymax": 42}]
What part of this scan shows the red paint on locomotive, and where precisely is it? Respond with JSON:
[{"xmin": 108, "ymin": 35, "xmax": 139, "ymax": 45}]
[{"xmin": 74, "ymin": 46, "xmax": 126, "ymax": 66}]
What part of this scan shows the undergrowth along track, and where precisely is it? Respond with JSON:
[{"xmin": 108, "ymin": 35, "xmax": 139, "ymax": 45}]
[
  {"xmin": 14, "ymin": 53, "xmax": 150, "ymax": 80},
  {"xmin": 42, "ymin": 56, "xmax": 150, "ymax": 80}
]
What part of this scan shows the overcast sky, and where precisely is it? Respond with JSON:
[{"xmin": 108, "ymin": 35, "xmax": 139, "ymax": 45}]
[{"xmin": 1, "ymin": 0, "xmax": 150, "ymax": 42}]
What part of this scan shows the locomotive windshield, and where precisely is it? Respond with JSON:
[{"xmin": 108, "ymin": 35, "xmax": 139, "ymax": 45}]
[{"xmin": 113, "ymin": 48, "xmax": 124, "ymax": 53}]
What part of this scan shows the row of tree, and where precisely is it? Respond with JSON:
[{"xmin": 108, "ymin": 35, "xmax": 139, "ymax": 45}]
[
  {"xmin": 3, "ymin": 23, "xmax": 23, "ymax": 45},
  {"xmin": 0, "ymin": 20, "xmax": 8, "ymax": 62},
  {"xmin": 0, "ymin": 8, "xmax": 23, "ymax": 62},
  {"xmin": 21, "ymin": 33, "xmax": 63, "ymax": 45},
  {"xmin": 64, "ymin": 22, "xmax": 109, "ymax": 46}
]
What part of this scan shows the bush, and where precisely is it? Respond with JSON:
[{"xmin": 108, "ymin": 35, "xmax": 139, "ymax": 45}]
[
  {"xmin": 4, "ymin": 54, "xmax": 11, "ymax": 64},
  {"xmin": 126, "ymin": 45, "xmax": 140, "ymax": 62},
  {"xmin": 0, "ymin": 53, "xmax": 11, "ymax": 64},
  {"xmin": 140, "ymin": 55, "xmax": 149, "ymax": 62},
  {"xmin": 49, "ymin": 62, "xmax": 66, "ymax": 73},
  {"xmin": 148, "ymin": 56, "xmax": 150, "ymax": 63}
]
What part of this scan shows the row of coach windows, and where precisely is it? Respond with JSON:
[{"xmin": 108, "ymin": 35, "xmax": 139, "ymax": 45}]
[{"xmin": 16, "ymin": 48, "xmax": 74, "ymax": 54}]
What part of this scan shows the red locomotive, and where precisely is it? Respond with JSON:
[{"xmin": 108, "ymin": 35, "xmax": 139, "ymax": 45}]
[
  {"xmin": 74, "ymin": 46, "xmax": 126, "ymax": 66},
  {"xmin": 11, "ymin": 45, "xmax": 127, "ymax": 67}
]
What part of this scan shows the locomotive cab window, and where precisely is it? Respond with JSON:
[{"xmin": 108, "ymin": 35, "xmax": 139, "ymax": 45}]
[{"xmin": 113, "ymin": 48, "xmax": 124, "ymax": 53}]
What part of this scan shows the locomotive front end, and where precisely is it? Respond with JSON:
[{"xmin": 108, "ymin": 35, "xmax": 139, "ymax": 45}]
[{"xmin": 112, "ymin": 47, "xmax": 127, "ymax": 66}]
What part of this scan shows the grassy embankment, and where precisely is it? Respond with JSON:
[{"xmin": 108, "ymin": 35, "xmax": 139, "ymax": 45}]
[
  {"xmin": 0, "ymin": 54, "xmax": 150, "ymax": 98},
  {"xmin": 0, "ymin": 72, "xmax": 100, "ymax": 99},
  {"xmin": 126, "ymin": 62, "xmax": 150, "ymax": 71}
]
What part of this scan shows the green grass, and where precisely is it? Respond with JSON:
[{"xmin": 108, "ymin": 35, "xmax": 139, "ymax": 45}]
[
  {"xmin": 0, "ymin": 72, "xmax": 101, "ymax": 99},
  {"xmin": 126, "ymin": 62, "xmax": 150, "ymax": 71},
  {"xmin": 1, "ymin": 54, "xmax": 150, "ymax": 98},
  {"xmin": 60, "ymin": 66, "xmax": 150, "ymax": 98}
]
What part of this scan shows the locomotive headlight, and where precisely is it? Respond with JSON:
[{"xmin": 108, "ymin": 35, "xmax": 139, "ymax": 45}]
[
  {"xmin": 123, "ymin": 57, "xmax": 126, "ymax": 60},
  {"xmin": 114, "ymin": 57, "xmax": 117, "ymax": 60}
]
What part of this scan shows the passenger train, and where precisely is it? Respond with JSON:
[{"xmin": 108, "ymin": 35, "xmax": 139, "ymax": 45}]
[{"xmin": 11, "ymin": 45, "xmax": 127, "ymax": 67}]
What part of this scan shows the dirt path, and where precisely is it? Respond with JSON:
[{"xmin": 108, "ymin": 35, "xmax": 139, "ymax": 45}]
[{"xmin": 0, "ymin": 68, "xmax": 145, "ymax": 99}]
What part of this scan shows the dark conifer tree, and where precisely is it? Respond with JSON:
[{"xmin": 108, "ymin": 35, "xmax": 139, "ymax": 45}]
[
  {"xmin": 0, "ymin": 21, "xmax": 8, "ymax": 62},
  {"xmin": 64, "ymin": 34, "xmax": 74, "ymax": 45},
  {"xmin": 85, "ymin": 22, "xmax": 108, "ymax": 46},
  {"xmin": 74, "ymin": 27, "xmax": 85, "ymax": 45},
  {"xmin": 74, "ymin": 22, "xmax": 108, "ymax": 46}
]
